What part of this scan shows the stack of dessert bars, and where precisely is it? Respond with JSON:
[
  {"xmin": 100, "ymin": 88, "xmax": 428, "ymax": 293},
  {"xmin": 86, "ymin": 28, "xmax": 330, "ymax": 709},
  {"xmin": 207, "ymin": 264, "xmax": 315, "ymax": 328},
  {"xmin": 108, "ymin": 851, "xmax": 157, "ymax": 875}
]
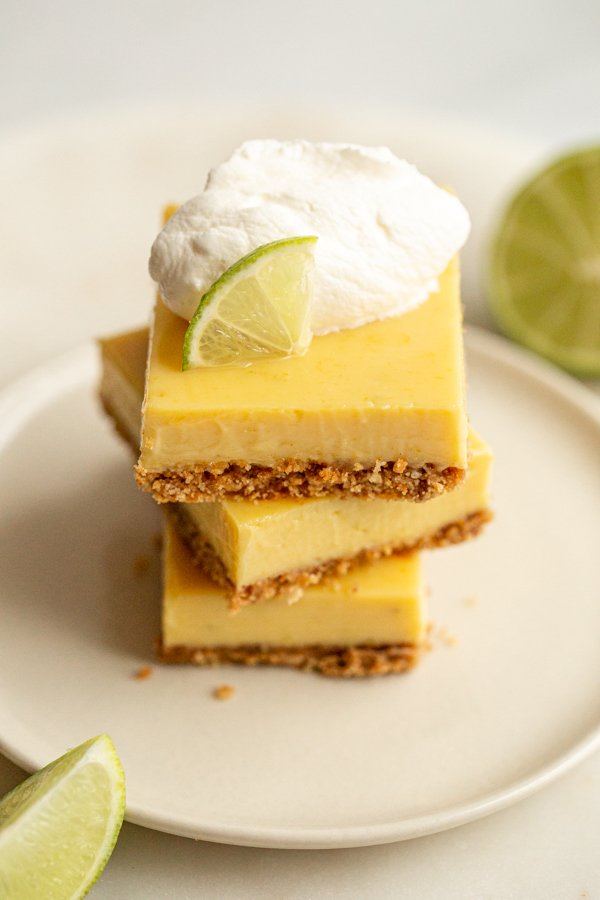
[{"xmin": 99, "ymin": 250, "xmax": 492, "ymax": 678}]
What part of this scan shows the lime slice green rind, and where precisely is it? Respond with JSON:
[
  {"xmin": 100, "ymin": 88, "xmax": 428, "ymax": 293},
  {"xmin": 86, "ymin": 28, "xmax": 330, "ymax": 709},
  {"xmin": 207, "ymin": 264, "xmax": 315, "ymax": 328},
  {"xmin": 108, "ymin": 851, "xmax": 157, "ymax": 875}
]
[
  {"xmin": 0, "ymin": 734, "xmax": 126, "ymax": 900},
  {"xmin": 488, "ymin": 146, "xmax": 600, "ymax": 378},
  {"xmin": 182, "ymin": 236, "xmax": 317, "ymax": 370}
]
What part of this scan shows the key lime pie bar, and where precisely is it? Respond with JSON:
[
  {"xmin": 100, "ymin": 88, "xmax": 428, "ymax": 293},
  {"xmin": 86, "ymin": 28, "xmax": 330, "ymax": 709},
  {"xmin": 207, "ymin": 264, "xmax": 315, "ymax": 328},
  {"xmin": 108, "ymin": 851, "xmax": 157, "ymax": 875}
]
[
  {"xmin": 159, "ymin": 523, "xmax": 425, "ymax": 677},
  {"xmin": 99, "ymin": 328, "xmax": 492, "ymax": 608},
  {"xmin": 135, "ymin": 140, "xmax": 471, "ymax": 503}
]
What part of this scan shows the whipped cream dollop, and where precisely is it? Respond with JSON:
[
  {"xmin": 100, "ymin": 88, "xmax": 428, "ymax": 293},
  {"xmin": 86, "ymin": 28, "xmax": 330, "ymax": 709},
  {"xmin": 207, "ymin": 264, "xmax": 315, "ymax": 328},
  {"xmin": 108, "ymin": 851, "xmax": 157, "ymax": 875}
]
[{"xmin": 149, "ymin": 140, "xmax": 470, "ymax": 334}]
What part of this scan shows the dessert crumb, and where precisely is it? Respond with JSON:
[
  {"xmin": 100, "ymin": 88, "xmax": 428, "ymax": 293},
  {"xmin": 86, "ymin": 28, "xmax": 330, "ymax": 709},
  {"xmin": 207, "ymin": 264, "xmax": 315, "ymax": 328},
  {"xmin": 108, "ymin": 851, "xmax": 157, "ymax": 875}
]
[
  {"xmin": 285, "ymin": 586, "xmax": 303, "ymax": 606},
  {"xmin": 429, "ymin": 623, "xmax": 459, "ymax": 648},
  {"xmin": 133, "ymin": 555, "xmax": 150, "ymax": 577},
  {"xmin": 213, "ymin": 684, "xmax": 235, "ymax": 701},
  {"xmin": 464, "ymin": 595, "xmax": 479, "ymax": 607},
  {"xmin": 321, "ymin": 573, "xmax": 343, "ymax": 592},
  {"xmin": 423, "ymin": 622, "xmax": 434, "ymax": 652},
  {"xmin": 134, "ymin": 665, "xmax": 154, "ymax": 680},
  {"xmin": 437, "ymin": 625, "xmax": 458, "ymax": 647}
]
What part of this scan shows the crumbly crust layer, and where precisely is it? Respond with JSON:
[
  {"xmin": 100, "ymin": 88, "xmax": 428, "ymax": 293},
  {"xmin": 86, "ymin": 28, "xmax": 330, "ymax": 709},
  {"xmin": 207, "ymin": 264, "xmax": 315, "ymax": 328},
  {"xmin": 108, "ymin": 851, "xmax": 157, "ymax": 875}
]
[
  {"xmin": 167, "ymin": 505, "xmax": 493, "ymax": 609},
  {"xmin": 135, "ymin": 458, "xmax": 464, "ymax": 503},
  {"xmin": 157, "ymin": 638, "xmax": 421, "ymax": 677}
]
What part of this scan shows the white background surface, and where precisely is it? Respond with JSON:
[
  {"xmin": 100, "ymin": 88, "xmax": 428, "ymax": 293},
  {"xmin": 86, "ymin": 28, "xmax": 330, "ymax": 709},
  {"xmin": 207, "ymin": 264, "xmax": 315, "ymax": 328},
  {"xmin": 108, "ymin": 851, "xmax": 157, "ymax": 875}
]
[
  {"xmin": 1, "ymin": 1, "xmax": 600, "ymax": 897},
  {"xmin": 2, "ymin": 0, "xmax": 600, "ymax": 144}
]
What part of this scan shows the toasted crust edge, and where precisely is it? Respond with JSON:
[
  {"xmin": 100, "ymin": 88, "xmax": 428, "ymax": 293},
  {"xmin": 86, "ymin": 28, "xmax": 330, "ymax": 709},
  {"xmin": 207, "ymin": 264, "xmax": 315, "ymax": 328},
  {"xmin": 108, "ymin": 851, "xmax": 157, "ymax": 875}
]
[
  {"xmin": 156, "ymin": 638, "xmax": 422, "ymax": 678},
  {"xmin": 135, "ymin": 458, "xmax": 465, "ymax": 503}
]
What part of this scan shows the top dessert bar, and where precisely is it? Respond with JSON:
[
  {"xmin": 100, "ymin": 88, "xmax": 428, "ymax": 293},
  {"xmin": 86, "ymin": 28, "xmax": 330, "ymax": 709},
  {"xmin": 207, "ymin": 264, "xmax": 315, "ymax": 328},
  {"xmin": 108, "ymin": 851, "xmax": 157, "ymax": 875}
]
[{"xmin": 135, "ymin": 257, "xmax": 468, "ymax": 503}]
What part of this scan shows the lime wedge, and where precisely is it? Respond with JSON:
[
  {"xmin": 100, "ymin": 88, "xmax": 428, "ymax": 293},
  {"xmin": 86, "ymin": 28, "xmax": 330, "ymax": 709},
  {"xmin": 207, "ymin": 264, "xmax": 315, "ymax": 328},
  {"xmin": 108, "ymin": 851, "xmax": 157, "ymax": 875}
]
[
  {"xmin": 0, "ymin": 734, "xmax": 125, "ymax": 899},
  {"xmin": 182, "ymin": 236, "xmax": 317, "ymax": 369},
  {"xmin": 488, "ymin": 147, "xmax": 600, "ymax": 377}
]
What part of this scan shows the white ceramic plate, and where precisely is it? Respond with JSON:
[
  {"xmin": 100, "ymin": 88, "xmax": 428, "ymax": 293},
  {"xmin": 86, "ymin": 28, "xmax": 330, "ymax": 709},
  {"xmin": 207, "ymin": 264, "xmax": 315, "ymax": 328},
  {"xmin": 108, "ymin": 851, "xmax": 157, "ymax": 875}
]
[{"xmin": 1, "ymin": 327, "xmax": 599, "ymax": 849}]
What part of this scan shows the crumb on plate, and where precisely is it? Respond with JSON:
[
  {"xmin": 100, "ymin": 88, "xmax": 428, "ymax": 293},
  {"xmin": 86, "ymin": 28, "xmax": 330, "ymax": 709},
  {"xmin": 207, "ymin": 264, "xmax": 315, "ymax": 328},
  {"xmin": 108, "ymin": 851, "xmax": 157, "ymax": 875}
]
[
  {"xmin": 436, "ymin": 625, "xmax": 458, "ymax": 647},
  {"xmin": 134, "ymin": 665, "xmax": 154, "ymax": 680},
  {"xmin": 213, "ymin": 684, "xmax": 235, "ymax": 701}
]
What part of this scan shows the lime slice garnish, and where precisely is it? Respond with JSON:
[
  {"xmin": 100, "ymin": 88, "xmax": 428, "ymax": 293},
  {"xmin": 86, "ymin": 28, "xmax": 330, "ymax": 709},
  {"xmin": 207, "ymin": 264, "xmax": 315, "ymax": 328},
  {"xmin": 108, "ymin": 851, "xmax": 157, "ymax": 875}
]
[
  {"xmin": 0, "ymin": 734, "xmax": 126, "ymax": 899},
  {"xmin": 488, "ymin": 146, "xmax": 600, "ymax": 377},
  {"xmin": 182, "ymin": 236, "xmax": 317, "ymax": 369}
]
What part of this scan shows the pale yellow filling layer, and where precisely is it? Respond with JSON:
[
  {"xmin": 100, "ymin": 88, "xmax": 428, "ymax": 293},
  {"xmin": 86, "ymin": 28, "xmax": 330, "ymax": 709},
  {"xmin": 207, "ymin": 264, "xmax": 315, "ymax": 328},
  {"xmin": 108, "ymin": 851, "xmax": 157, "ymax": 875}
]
[
  {"xmin": 141, "ymin": 258, "xmax": 467, "ymax": 470},
  {"xmin": 98, "ymin": 328, "xmax": 148, "ymax": 443},
  {"xmin": 163, "ymin": 523, "xmax": 425, "ymax": 648}
]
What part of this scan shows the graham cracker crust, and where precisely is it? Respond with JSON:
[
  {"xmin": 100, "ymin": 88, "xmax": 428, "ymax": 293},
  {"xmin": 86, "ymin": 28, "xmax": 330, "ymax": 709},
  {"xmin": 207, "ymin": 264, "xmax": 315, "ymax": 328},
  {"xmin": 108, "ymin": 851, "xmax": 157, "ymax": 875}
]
[
  {"xmin": 167, "ymin": 505, "xmax": 493, "ymax": 609},
  {"xmin": 135, "ymin": 459, "xmax": 465, "ymax": 503},
  {"xmin": 157, "ymin": 639, "xmax": 421, "ymax": 677}
]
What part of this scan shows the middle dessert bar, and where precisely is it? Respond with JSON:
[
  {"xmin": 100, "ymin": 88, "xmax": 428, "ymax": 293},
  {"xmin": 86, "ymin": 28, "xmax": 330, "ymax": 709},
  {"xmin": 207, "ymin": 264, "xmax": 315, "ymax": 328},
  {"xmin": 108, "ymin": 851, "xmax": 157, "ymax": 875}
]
[{"xmin": 99, "ymin": 328, "xmax": 492, "ymax": 609}]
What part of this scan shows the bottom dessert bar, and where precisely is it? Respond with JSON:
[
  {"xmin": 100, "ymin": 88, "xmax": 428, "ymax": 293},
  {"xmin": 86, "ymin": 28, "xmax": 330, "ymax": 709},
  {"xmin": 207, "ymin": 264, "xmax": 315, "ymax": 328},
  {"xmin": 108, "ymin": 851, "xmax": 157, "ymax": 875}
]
[{"xmin": 159, "ymin": 523, "xmax": 427, "ymax": 678}]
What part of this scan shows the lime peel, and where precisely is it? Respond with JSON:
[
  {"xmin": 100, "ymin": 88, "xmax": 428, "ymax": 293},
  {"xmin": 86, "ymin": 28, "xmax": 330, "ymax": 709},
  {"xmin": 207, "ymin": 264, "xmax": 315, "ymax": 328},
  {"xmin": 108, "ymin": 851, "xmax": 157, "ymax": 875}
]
[
  {"xmin": 182, "ymin": 236, "xmax": 317, "ymax": 369},
  {"xmin": 0, "ymin": 734, "xmax": 126, "ymax": 900}
]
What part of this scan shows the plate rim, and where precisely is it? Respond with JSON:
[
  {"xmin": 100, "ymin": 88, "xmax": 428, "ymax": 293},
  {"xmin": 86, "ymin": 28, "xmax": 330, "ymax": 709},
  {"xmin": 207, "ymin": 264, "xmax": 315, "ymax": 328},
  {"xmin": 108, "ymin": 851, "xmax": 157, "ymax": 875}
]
[{"xmin": 0, "ymin": 327, "xmax": 599, "ymax": 849}]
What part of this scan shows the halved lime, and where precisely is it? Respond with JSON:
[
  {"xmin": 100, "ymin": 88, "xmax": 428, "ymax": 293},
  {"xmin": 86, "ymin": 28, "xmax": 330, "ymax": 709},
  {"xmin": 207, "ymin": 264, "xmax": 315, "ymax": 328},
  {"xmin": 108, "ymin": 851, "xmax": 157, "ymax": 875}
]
[
  {"xmin": 488, "ymin": 147, "xmax": 600, "ymax": 377},
  {"xmin": 182, "ymin": 236, "xmax": 317, "ymax": 369},
  {"xmin": 0, "ymin": 734, "xmax": 125, "ymax": 899}
]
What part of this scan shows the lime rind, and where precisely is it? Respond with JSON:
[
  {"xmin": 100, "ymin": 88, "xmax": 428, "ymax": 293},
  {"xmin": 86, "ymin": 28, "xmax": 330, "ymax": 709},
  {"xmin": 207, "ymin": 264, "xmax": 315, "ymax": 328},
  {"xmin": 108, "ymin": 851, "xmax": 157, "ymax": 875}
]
[
  {"xmin": 0, "ymin": 734, "xmax": 125, "ymax": 899},
  {"xmin": 488, "ymin": 146, "xmax": 600, "ymax": 377},
  {"xmin": 182, "ymin": 236, "xmax": 317, "ymax": 369}
]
